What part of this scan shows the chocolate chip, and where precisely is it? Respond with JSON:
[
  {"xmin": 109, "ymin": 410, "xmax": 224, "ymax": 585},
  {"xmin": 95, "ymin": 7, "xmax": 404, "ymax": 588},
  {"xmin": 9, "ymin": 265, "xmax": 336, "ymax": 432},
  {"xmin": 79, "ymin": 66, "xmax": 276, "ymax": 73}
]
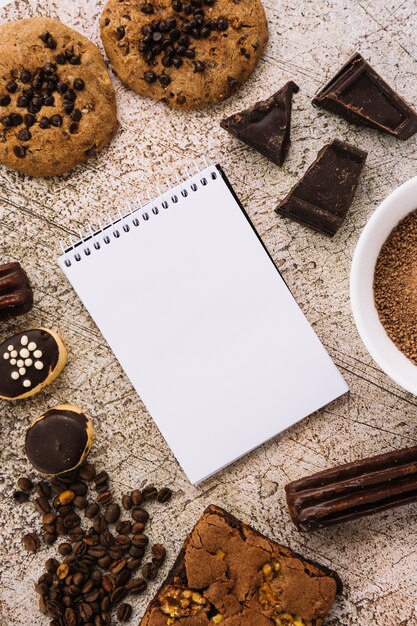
[
  {"xmin": 69, "ymin": 55, "xmax": 81, "ymax": 65},
  {"xmin": 46, "ymin": 36, "xmax": 57, "ymax": 50},
  {"xmin": 57, "ymin": 81, "xmax": 68, "ymax": 95},
  {"xmin": 216, "ymin": 17, "xmax": 229, "ymax": 31},
  {"xmin": 6, "ymin": 80, "xmax": 18, "ymax": 93},
  {"xmin": 28, "ymin": 102, "xmax": 41, "ymax": 115},
  {"xmin": 157, "ymin": 487, "xmax": 172, "ymax": 503},
  {"xmin": 1, "ymin": 115, "xmax": 12, "ymax": 127},
  {"xmin": 63, "ymin": 102, "xmax": 75, "ymax": 114},
  {"xmin": 158, "ymin": 73, "xmax": 171, "ymax": 87},
  {"xmin": 13, "ymin": 490, "xmax": 29, "ymax": 503},
  {"xmin": 43, "ymin": 96, "xmax": 55, "ymax": 106},
  {"xmin": 63, "ymin": 88, "xmax": 76, "ymax": 102},
  {"xmin": 73, "ymin": 78, "xmax": 85, "ymax": 91},
  {"xmin": 24, "ymin": 114, "xmax": 36, "ymax": 127},
  {"xmin": 20, "ymin": 69, "xmax": 31, "ymax": 83},
  {"xmin": 227, "ymin": 76, "xmax": 239, "ymax": 93},
  {"xmin": 10, "ymin": 112, "xmax": 23, "ymax": 126},
  {"xmin": 55, "ymin": 53, "xmax": 67, "ymax": 64},
  {"xmin": 50, "ymin": 114, "xmax": 63, "ymax": 127},
  {"xmin": 16, "ymin": 96, "xmax": 28, "ymax": 108},
  {"xmin": 141, "ymin": 2, "xmax": 154, "ymax": 13},
  {"xmin": 144, "ymin": 71, "xmax": 157, "ymax": 84},
  {"xmin": 0, "ymin": 95, "xmax": 11, "ymax": 106},
  {"xmin": 18, "ymin": 129, "xmax": 31, "ymax": 141},
  {"xmin": 183, "ymin": 48, "xmax": 196, "ymax": 58},
  {"xmin": 69, "ymin": 123, "xmax": 79, "ymax": 134},
  {"xmin": 39, "ymin": 31, "xmax": 50, "ymax": 43},
  {"xmin": 70, "ymin": 108, "xmax": 82, "ymax": 122},
  {"xmin": 116, "ymin": 26, "xmax": 126, "ymax": 40},
  {"xmin": 172, "ymin": 0, "xmax": 183, "ymax": 11},
  {"xmin": 193, "ymin": 60, "xmax": 205, "ymax": 73},
  {"xmin": 39, "ymin": 117, "xmax": 51, "ymax": 129},
  {"xmin": 43, "ymin": 62, "xmax": 56, "ymax": 74}
]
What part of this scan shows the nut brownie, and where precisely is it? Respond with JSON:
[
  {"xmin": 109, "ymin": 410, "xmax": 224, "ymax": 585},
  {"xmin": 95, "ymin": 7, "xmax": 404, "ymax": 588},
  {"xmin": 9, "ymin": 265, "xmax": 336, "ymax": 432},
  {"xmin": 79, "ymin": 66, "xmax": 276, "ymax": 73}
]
[{"xmin": 140, "ymin": 505, "xmax": 340, "ymax": 626}]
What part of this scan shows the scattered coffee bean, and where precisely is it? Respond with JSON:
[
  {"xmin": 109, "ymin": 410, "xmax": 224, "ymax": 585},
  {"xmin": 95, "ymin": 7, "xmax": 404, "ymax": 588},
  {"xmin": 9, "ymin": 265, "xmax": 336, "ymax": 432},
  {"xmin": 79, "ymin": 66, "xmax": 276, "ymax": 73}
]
[
  {"xmin": 157, "ymin": 487, "xmax": 172, "ymax": 503},
  {"xmin": 111, "ymin": 585, "xmax": 128, "ymax": 604},
  {"xmin": 73, "ymin": 495, "xmax": 87, "ymax": 509},
  {"xmin": 95, "ymin": 471, "xmax": 109, "ymax": 487},
  {"xmin": 131, "ymin": 521, "xmax": 145, "ymax": 534},
  {"xmin": 58, "ymin": 542, "xmax": 72, "ymax": 556},
  {"xmin": 131, "ymin": 507, "xmax": 149, "ymax": 523},
  {"xmin": 121, "ymin": 495, "xmax": 133, "ymax": 511},
  {"xmin": 42, "ymin": 513, "xmax": 57, "ymax": 525},
  {"xmin": 142, "ymin": 561, "xmax": 159, "ymax": 580},
  {"xmin": 79, "ymin": 463, "xmax": 96, "ymax": 480},
  {"xmin": 85, "ymin": 503, "xmax": 100, "ymax": 519},
  {"xmin": 129, "ymin": 545, "xmax": 145, "ymax": 559},
  {"xmin": 151, "ymin": 543, "xmax": 166, "ymax": 565},
  {"xmin": 117, "ymin": 602, "xmax": 133, "ymax": 622},
  {"xmin": 70, "ymin": 481, "xmax": 88, "ymax": 496},
  {"xmin": 126, "ymin": 577, "xmax": 147, "ymax": 594},
  {"xmin": 142, "ymin": 485, "xmax": 158, "ymax": 500},
  {"xmin": 45, "ymin": 557, "xmax": 60, "ymax": 573},
  {"xmin": 93, "ymin": 515, "xmax": 108, "ymax": 533},
  {"xmin": 116, "ymin": 520, "xmax": 132, "ymax": 535},
  {"xmin": 34, "ymin": 496, "xmax": 50, "ymax": 514},
  {"xmin": 22, "ymin": 532, "xmax": 40, "ymax": 552},
  {"xmin": 43, "ymin": 532, "xmax": 57, "ymax": 545},
  {"xmin": 132, "ymin": 533, "xmax": 148, "ymax": 548},
  {"xmin": 13, "ymin": 490, "xmax": 30, "ymax": 503},
  {"xmin": 130, "ymin": 490, "xmax": 143, "ymax": 506},
  {"xmin": 97, "ymin": 490, "xmax": 113, "ymax": 505},
  {"xmin": 104, "ymin": 503, "xmax": 121, "ymax": 524}
]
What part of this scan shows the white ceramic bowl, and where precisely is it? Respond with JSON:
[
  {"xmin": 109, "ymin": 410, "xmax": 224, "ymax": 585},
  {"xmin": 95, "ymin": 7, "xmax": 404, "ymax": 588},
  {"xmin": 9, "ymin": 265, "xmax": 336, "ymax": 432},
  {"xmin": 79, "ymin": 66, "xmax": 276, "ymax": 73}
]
[{"xmin": 350, "ymin": 175, "xmax": 417, "ymax": 395}]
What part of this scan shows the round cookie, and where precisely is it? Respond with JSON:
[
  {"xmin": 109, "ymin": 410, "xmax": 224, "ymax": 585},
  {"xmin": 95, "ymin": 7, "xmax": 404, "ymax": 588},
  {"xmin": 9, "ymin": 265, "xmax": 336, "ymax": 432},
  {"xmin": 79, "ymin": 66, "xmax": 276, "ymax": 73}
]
[
  {"xmin": 0, "ymin": 327, "xmax": 67, "ymax": 400},
  {"xmin": 25, "ymin": 404, "xmax": 94, "ymax": 475},
  {"xmin": 100, "ymin": 0, "xmax": 268, "ymax": 110},
  {"xmin": 0, "ymin": 17, "xmax": 119, "ymax": 176}
]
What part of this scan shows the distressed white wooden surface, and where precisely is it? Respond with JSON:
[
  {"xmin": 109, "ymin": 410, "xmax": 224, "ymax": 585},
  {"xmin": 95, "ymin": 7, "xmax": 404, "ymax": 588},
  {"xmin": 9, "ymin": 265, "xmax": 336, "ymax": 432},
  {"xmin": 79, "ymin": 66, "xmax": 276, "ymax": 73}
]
[{"xmin": 1, "ymin": 0, "xmax": 417, "ymax": 624}]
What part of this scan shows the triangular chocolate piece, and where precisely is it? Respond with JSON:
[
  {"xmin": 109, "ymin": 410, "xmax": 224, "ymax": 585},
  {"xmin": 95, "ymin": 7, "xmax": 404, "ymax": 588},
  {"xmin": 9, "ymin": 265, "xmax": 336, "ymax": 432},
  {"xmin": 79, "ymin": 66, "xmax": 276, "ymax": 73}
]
[
  {"xmin": 221, "ymin": 81, "xmax": 299, "ymax": 165},
  {"xmin": 276, "ymin": 139, "xmax": 367, "ymax": 236},
  {"xmin": 313, "ymin": 53, "xmax": 417, "ymax": 140}
]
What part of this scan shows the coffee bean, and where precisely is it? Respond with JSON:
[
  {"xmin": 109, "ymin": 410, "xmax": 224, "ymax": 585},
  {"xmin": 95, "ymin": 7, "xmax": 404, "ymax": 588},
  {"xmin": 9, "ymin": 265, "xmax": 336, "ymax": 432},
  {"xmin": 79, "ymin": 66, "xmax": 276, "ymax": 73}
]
[
  {"xmin": 115, "ymin": 521, "xmax": 131, "ymax": 535},
  {"xmin": 17, "ymin": 128, "xmax": 32, "ymax": 142},
  {"xmin": 22, "ymin": 532, "xmax": 40, "ymax": 552},
  {"xmin": 43, "ymin": 532, "xmax": 57, "ymax": 545},
  {"xmin": 100, "ymin": 530, "xmax": 115, "ymax": 547},
  {"xmin": 111, "ymin": 585, "xmax": 128, "ymax": 604},
  {"xmin": 115, "ymin": 535, "xmax": 131, "ymax": 551},
  {"xmin": 13, "ymin": 490, "xmax": 29, "ymax": 503},
  {"xmin": 70, "ymin": 108, "xmax": 82, "ymax": 122},
  {"xmin": 109, "ymin": 546, "xmax": 123, "ymax": 561},
  {"xmin": 64, "ymin": 607, "xmax": 76, "ymax": 626},
  {"xmin": 141, "ymin": 562, "xmax": 158, "ymax": 580},
  {"xmin": 24, "ymin": 114, "xmax": 36, "ymax": 127},
  {"xmin": 142, "ymin": 485, "xmax": 158, "ymax": 500},
  {"xmin": 131, "ymin": 507, "xmax": 149, "ymax": 523},
  {"xmin": 42, "ymin": 523, "xmax": 56, "ymax": 534},
  {"xmin": 64, "ymin": 513, "xmax": 81, "ymax": 530},
  {"xmin": 57, "ymin": 504, "xmax": 74, "ymax": 516},
  {"xmin": 56, "ymin": 517, "xmax": 67, "ymax": 536},
  {"xmin": 71, "ymin": 482, "xmax": 88, "ymax": 496},
  {"xmin": 126, "ymin": 577, "xmax": 147, "ymax": 594},
  {"xmin": 44, "ymin": 557, "xmax": 60, "ymax": 573},
  {"xmin": 78, "ymin": 462, "xmax": 96, "ymax": 481},
  {"xmin": 102, "ymin": 574, "xmax": 116, "ymax": 592},
  {"xmin": 58, "ymin": 542, "xmax": 72, "ymax": 556},
  {"xmin": 129, "ymin": 545, "xmax": 145, "ymax": 559},
  {"xmin": 95, "ymin": 471, "xmax": 109, "ymax": 487},
  {"xmin": 126, "ymin": 558, "xmax": 142, "ymax": 571},
  {"xmin": 132, "ymin": 534, "xmax": 148, "ymax": 548},
  {"xmin": 120, "ymin": 495, "xmax": 132, "ymax": 512},
  {"xmin": 35, "ymin": 582, "xmax": 49, "ymax": 596},
  {"xmin": 81, "ymin": 579, "xmax": 95, "ymax": 594},
  {"xmin": 97, "ymin": 491, "xmax": 112, "ymax": 505},
  {"xmin": 0, "ymin": 95, "xmax": 11, "ymax": 106},
  {"xmin": 117, "ymin": 603, "xmax": 132, "ymax": 622},
  {"xmin": 73, "ymin": 496, "xmax": 87, "ymax": 509},
  {"xmin": 100, "ymin": 596, "xmax": 110, "ymax": 612},
  {"xmin": 151, "ymin": 543, "xmax": 166, "ymax": 565},
  {"xmin": 85, "ymin": 503, "xmax": 100, "ymax": 519},
  {"xmin": 157, "ymin": 487, "xmax": 172, "ymax": 503},
  {"xmin": 34, "ymin": 497, "xmax": 50, "ymax": 514},
  {"xmin": 91, "ymin": 569, "xmax": 102, "ymax": 586},
  {"xmin": 131, "ymin": 521, "xmax": 145, "ymax": 534},
  {"xmin": 42, "ymin": 513, "xmax": 57, "ymax": 525},
  {"xmin": 93, "ymin": 515, "xmax": 108, "ymax": 533},
  {"xmin": 50, "ymin": 114, "xmax": 63, "ymax": 127},
  {"xmin": 6, "ymin": 80, "xmax": 18, "ymax": 93},
  {"xmin": 79, "ymin": 602, "xmax": 93, "ymax": 621},
  {"xmin": 104, "ymin": 503, "xmax": 120, "ymax": 524}
]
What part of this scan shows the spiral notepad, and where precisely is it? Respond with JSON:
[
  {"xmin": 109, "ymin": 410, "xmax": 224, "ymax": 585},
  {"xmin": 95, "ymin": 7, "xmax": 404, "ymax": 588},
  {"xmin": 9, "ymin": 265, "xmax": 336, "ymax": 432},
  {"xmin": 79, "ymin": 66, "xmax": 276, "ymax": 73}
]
[{"xmin": 58, "ymin": 163, "xmax": 348, "ymax": 484}]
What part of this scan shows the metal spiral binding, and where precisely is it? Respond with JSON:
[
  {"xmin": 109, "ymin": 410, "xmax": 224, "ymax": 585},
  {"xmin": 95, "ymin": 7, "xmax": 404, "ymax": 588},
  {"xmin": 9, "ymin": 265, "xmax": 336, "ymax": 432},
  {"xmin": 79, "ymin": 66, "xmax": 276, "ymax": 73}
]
[{"xmin": 60, "ymin": 158, "xmax": 218, "ymax": 268}]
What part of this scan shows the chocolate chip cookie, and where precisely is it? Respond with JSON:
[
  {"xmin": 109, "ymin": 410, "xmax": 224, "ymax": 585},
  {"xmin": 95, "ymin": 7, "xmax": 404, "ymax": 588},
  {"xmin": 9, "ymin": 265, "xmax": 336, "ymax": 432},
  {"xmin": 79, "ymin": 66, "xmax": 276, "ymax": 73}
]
[
  {"xmin": 0, "ymin": 18, "xmax": 119, "ymax": 177},
  {"xmin": 100, "ymin": 0, "xmax": 268, "ymax": 109}
]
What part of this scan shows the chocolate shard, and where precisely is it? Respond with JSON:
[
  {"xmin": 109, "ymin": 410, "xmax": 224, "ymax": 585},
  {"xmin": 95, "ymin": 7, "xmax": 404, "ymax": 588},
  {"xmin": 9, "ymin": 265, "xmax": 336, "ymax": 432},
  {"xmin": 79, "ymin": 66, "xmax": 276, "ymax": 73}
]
[
  {"xmin": 0, "ymin": 262, "xmax": 33, "ymax": 320},
  {"xmin": 285, "ymin": 445, "xmax": 417, "ymax": 531},
  {"xmin": 276, "ymin": 138, "xmax": 367, "ymax": 236},
  {"xmin": 313, "ymin": 53, "xmax": 417, "ymax": 140},
  {"xmin": 220, "ymin": 81, "xmax": 299, "ymax": 166}
]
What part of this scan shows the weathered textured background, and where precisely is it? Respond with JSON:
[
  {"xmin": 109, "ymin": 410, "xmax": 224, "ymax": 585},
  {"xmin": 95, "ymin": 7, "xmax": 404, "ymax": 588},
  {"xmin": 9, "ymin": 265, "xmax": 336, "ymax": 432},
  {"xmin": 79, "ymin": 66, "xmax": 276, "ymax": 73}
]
[{"xmin": 1, "ymin": 0, "xmax": 417, "ymax": 624}]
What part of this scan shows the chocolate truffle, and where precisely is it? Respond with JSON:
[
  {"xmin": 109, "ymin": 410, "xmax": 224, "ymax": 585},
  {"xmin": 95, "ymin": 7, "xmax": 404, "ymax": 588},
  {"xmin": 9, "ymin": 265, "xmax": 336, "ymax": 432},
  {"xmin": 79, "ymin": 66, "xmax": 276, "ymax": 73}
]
[{"xmin": 25, "ymin": 404, "xmax": 94, "ymax": 475}]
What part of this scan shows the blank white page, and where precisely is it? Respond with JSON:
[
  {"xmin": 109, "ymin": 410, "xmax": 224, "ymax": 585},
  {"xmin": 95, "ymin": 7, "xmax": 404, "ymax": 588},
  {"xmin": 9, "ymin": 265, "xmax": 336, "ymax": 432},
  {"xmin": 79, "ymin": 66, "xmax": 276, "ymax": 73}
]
[{"xmin": 58, "ymin": 164, "xmax": 348, "ymax": 483}]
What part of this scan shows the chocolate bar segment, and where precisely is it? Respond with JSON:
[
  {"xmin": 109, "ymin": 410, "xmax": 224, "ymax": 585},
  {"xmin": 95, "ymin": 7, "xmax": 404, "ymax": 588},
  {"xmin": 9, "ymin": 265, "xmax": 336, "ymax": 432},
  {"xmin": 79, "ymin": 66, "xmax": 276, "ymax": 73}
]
[
  {"xmin": 285, "ymin": 445, "xmax": 417, "ymax": 531},
  {"xmin": 313, "ymin": 53, "xmax": 417, "ymax": 140},
  {"xmin": 140, "ymin": 504, "xmax": 340, "ymax": 626},
  {"xmin": 276, "ymin": 139, "xmax": 367, "ymax": 236},
  {"xmin": 0, "ymin": 262, "xmax": 33, "ymax": 320},
  {"xmin": 220, "ymin": 82, "xmax": 299, "ymax": 166}
]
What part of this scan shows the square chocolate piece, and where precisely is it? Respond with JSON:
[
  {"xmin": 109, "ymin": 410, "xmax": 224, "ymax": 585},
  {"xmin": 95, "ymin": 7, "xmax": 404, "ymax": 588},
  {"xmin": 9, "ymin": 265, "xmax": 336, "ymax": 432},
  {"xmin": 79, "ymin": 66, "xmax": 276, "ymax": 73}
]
[
  {"xmin": 0, "ymin": 262, "xmax": 33, "ymax": 320},
  {"xmin": 221, "ymin": 82, "xmax": 299, "ymax": 166},
  {"xmin": 276, "ymin": 139, "xmax": 367, "ymax": 236},
  {"xmin": 140, "ymin": 505, "xmax": 340, "ymax": 626},
  {"xmin": 313, "ymin": 53, "xmax": 417, "ymax": 140}
]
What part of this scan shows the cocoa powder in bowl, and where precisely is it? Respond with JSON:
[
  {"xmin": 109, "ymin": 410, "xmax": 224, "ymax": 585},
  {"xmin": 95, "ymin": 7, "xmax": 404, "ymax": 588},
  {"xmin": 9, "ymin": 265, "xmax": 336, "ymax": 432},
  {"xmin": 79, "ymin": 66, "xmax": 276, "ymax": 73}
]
[{"xmin": 374, "ymin": 209, "xmax": 417, "ymax": 365}]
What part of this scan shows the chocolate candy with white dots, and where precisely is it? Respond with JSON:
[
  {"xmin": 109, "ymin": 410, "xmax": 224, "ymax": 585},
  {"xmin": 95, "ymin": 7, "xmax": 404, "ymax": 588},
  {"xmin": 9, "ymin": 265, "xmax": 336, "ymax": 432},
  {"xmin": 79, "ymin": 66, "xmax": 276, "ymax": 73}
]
[{"xmin": 0, "ymin": 328, "xmax": 67, "ymax": 400}]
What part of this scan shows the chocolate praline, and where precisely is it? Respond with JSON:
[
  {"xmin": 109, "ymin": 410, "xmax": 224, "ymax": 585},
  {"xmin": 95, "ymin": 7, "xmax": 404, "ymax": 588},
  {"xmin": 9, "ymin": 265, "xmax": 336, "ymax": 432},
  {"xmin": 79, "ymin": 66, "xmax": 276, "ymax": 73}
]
[{"xmin": 25, "ymin": 404, "xmax": 94, "ymax": 475}]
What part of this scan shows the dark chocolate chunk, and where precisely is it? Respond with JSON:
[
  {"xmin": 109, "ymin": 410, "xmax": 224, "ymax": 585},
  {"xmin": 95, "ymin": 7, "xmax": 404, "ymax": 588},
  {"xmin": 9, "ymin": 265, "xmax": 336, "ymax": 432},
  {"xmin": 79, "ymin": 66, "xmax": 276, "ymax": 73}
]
[
  {"xmin": 50, "ymin": 114, "xmax": 63, "ymax": 127},
  {"xmin": 73, "ymin": 78, "xmax": 85, "ymax": 91},
  {"xmin": 18, "ymin": 129, "xmax": 31, "ymax": 141},
  {"xmin": 0, "ymin": 95, "xmax": 11, "ymax": 106},
  {"xmin": 276, "ymin": 139, "xmax": 367, "ymax": 236},
  {"xmin": 221, "ymin": 81, "xmax": 299, "ymax": 166},
  {"xmin": 313, "ymin": 53, "xmax": 417, "ymax": 140},
  {"xmin": 285, "ymin": 445, "xmax": 417, "ymax": 531},
  {"xmin": 13, "ymin": 145, "xmax": 27, "ymax": 158},
  {"xmin": 25, "ymin": 407, "xmax": 90, "ymax": 475},
  {"xmin": 0, "ymin": 262, "xmax": 33, "ymax": 320}
]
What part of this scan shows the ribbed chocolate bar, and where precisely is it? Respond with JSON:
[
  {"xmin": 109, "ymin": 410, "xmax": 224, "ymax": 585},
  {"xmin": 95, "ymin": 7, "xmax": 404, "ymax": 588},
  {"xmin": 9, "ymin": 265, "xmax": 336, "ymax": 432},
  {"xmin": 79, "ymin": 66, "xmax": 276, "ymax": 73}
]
[
  {"xmin": 0, "ymin": 262, "xmax": 33, "ymax": 320},
  {"xmin": 285, "ymin": 445, "xmax": 417, "ymax": 531},
  {"xmin": 313, "ymin": 53, "xmax": 417, "ymax": 140}
]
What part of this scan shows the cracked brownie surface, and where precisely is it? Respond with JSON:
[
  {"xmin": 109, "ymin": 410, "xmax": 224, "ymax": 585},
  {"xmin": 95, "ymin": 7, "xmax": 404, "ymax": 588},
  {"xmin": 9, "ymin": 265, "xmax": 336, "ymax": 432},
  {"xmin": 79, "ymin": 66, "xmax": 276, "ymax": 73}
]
[
  {"xmin": 140, "ymin": 505, "xmax": 340, "ymax": 626},
  {"xmin": 100, "ymin": 0, "xmax": 268, "ymax": 110},
  {"xmin": 0, "ymin": 17, "xmax": 118, "ymax": 176}
]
